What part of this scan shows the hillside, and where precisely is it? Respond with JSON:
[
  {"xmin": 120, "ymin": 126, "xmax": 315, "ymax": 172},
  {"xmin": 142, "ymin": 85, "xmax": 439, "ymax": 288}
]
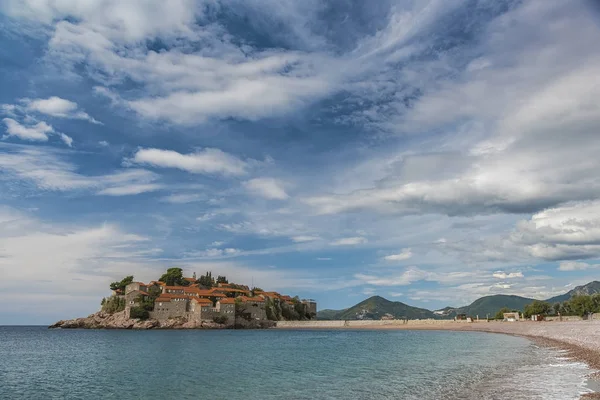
[
  {"xmin": 546, "ymin": 281, "xmax": 600, "ymax": 303},
  {"xmin": 318, "ymin": 281, "xmax": 600, "ymax": 321},
  {"xmin": 439, "ymin": 295, "xmax": 535, "ymax": 319},
  {"xmin": 318, "ymin": 296, "xmax": 437, "ymax": 320}
]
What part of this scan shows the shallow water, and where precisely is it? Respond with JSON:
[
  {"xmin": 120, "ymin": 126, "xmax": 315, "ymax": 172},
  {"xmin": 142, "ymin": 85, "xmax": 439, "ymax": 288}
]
[{"xmin": 0, "ymin": 327, "xmax": 593, "ymax": 399}]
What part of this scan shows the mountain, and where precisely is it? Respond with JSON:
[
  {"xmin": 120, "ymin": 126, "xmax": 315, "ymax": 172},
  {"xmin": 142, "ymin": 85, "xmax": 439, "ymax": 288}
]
[
  {"xmin": 546, "ymin": 281, "xmax": 600, "ymax": 303},
  {"xmin": 318, "ymin": 281, "xmax": 600, "ymax": 321},
  {"xmin": 316, "ymin": 309, "xmax": 346, "ymax": 320},
  {"xmin": 317, "ymin": 296, "xmax": 437, "ymax": 320},
  {"xmin": 437, "ymin": 295, "xmax": 535, "ymax": 319}
]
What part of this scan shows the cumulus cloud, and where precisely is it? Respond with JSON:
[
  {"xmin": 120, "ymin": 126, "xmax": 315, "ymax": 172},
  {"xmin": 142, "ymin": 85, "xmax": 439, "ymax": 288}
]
[
  {"xmin": 2, "ymin": 118, "xmax": 52, "ymax": 142},
  {"xmin": 492, "ymin": 271, "xmax": 524, "ymax": 279},
  {"xmin": 383, "ymin": 248, "xmax": 412, "ymax": 261},
  {"xmin": 129, "ymin": 148, "xmax": 247, "ymax": 176},
  {"xmin": 244, "ymin": 178, "xmax": 288, "ymax": 200},
  {"xmin": 511, "ymin": 200, "xmax": 600, "ymax": 261},
  {"xmin": 558, "ymin": 261, "xmax": 591, "ymax": 271},
  {"xmin": 330, "ymin": 237, "xmax": 367, "ymax": 246},
  {"xmin": 23, "ymin": 96, "xmax": 99, "ymax": 123}
]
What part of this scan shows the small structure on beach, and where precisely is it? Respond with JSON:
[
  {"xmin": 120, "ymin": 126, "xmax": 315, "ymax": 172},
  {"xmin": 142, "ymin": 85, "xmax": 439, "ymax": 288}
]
[{"xmin": 503, "ymin": 312, "xmax": 520, "ymax": 322}]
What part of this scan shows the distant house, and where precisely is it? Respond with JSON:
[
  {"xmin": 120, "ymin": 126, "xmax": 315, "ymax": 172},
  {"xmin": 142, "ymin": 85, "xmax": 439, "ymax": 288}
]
[{"xmin": 503, "ymin": 312, "xmax": 520, "ymax": 322}]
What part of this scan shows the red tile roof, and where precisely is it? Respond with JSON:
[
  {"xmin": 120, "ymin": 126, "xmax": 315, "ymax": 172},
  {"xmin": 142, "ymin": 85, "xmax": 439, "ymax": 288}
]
[
  {"xmin": 212, "ymin": 287, "xmax": 250, "ymax": 294},
  {"xmin": 192, "ymin": 298, "xmax": 213, "ymax": 304},
  {"xmin": 219, "ymin": 298, "xmax": 236, "ymax": 304},
  {"xmin": 238, "ymin": 296, "xmax": 265, "ymax": 303}
]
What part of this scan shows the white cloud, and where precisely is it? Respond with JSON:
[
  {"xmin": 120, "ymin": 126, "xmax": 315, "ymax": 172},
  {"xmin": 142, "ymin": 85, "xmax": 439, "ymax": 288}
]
[
  {"xmin": 98, "ymin": 140, "xmax": 109, "ymax": 146},
  {"xmin": 58, "ymin": 133, "xmax": 73, "ymax": 147},
  {"xmin": 355, "ymin": 266, "xmax": 428, "ymax": 286},
  {"xmin": 0, "ymin": 146, "xmax": 160, "ymax": 195},
  {"xmin": 2, "ymin": 118, "xmax": 52, "ymax": 141},
  {"xmin": 316, "ymin": 257, "xmax": 331, "ymax": 261},
  {"xmin": 245, "ymin": 178, "xmax": 288, "ymax": 200},
  {"xmin": 291, "ymin": 235, "xmax": 319, "ymax": 243},
  {"xmin": 558, "ymin": 261, "xmax": 591, "ymax": 271},
  {"xmin": 330, "ymin": 237, "xmax": 367, "ymax": 246},
  {"xmin": 383, "ymin": 248, "xmax": 412, "ymax": 261},
  {"xmin": 0, "ymin": 207, "xmax": 159, "ymax": 321},
  {"xmin": 97, "ymin": 184, "xmax": 163, "ymax": 196},
  {"xmin": 191, "ymin": 248, "xmax": 241, "ymax": 258},
  {"xmin": 492, "ymin": 271, "xmax": 524, "ymax": 279},
  {"xmin": 129, "ymin": 148, "xmax": 247, "ymax": 176},
  {"xmin": 23, "ymin": 96, "xmax": 99, "ymax": 123},
  {"xmin": 161, "ymin": 193, "xmax": 204, "ymax": 204}
]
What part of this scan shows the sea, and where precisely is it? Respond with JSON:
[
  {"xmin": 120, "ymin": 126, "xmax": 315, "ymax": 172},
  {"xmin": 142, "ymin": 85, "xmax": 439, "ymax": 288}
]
[{"xmin": 0, "ymin": 327, "xmax": 594, "ymax": 400}]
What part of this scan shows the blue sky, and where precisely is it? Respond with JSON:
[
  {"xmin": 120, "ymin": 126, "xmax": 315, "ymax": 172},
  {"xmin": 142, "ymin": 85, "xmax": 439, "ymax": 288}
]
[{"xmin": 1, "ymin": 0, "xmax": 600, "ymax": 324}]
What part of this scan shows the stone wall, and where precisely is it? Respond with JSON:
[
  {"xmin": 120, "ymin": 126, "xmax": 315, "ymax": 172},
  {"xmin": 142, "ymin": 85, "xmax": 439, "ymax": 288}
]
[
  {"xmin": 239, "ymin": 302, "xmax": 267, "ymax": 320},
  {"xmin": 150, "ymin": 300, "xmax": 188, "ymax": 320}
]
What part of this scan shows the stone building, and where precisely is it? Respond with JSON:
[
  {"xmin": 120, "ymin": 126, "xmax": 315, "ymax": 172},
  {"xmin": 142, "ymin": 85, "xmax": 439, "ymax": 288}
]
[{"xmin": 237, "ymin": 296, "xmax": 267, "ymax": 320}]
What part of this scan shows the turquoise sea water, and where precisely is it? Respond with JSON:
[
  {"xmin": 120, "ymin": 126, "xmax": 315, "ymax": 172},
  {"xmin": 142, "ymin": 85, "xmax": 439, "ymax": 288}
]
[{"xmin": 0, "ymin": 327, "xmax": 593, "ymax": 399}]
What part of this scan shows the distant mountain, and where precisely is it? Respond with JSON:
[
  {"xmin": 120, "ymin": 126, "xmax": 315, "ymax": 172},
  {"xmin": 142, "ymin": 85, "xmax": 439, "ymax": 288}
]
[
  {"xmin": 546, "ymin": 281, "xmax": 600, "ymax": 303},
  {"xmin": 318, "ymin": 281, "xmax": 600, "ymax": 321},
  {"xmin": 437, "ymin": 295, "xmax": 535, "ymax": 319},
  {"xmin": 317, "ymin": 296, "xmax": 437, "ymax": 320},
  {"xmin": 316, "ymin": 309, "xmax": 346, "ymax": 320}
]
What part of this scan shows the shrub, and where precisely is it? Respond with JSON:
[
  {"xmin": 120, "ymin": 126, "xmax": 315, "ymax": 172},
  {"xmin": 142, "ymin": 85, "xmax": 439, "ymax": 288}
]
[
  {"xmin": 101, "ymin": 297, "xmax": 126, "ymax": 314},
  {"xmin": 129, "ymin": 307, "xmax": 149, "ymax": 320}
]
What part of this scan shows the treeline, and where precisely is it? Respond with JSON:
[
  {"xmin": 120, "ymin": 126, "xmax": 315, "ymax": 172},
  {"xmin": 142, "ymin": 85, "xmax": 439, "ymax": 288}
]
[{"xmin": 494, "ymin": 294, "xmax": 600, "ymax": 319}]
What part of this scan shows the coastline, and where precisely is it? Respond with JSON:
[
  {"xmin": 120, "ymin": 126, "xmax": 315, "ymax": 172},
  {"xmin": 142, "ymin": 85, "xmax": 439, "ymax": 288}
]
[{"xmin": 276, "ymin": 319, "xmax": 600, "ymax": 399}]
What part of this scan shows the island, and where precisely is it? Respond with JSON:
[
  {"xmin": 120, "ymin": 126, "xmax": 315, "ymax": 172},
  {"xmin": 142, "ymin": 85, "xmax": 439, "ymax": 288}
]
[{"xmin": 50, "ymin": 268, "xmax": 317, "ymax": 329}]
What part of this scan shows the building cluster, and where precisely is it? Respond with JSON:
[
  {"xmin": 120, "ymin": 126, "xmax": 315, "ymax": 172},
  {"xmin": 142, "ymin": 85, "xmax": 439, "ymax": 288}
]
[{"xmin": 118, "ymin": 278, "xmax": 317, "ymax": 324}]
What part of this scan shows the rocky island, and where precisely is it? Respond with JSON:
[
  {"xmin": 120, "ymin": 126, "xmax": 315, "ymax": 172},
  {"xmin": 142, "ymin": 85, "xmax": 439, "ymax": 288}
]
[{"xmin": 50, "ymin": 268, "xmax": 317, "ymax": 329}]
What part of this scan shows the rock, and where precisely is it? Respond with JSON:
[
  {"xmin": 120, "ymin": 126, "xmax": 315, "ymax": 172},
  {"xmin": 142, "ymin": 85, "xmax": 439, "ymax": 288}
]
[{"xmin": 50, "ymin": 311, "xmax": 263, "ymax": 330}]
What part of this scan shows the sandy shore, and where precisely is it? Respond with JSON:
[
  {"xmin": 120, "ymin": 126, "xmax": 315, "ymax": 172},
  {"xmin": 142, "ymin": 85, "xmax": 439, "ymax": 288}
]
[{"xmin": 277, "ymin": 320, "xmax": 600, "ymax": 398}]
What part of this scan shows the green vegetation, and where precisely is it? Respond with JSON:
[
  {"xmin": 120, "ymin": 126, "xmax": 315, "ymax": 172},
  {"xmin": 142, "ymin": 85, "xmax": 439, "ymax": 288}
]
[
  {"xmin": 494, "ymin": 307, "xmax": 512, "ymax": 320},
  {"xmin": 318, "ymin": 296, "xmax": 436, "ymax": 321},
  {"xmin": 216, "ymin": 275, "xmax": 228, "ymax": 284},
  {"xmin": 197, "ymin": 271, "xmax": 215, "ymax": 288},
  {"xmin": 109, "ymin": 275, "xmax": 134, "ymax": 292},
  {"xmin": 101, "ymin": 296, "xmax": 126, "ymax": 314},
  {"xmin": 553, "ymin": 294, "xmax": 600, "ymax": 317},
  {"xmin": 523, "ymin": 300, "xmax": 551, "ymax": 318},
  {"xmin": 129, "ymin": 306, "xmax": 150, "ymax": 320},
  {"xmin": 159, "ymin": 268, "xmax": 190, "ymax": 286}
]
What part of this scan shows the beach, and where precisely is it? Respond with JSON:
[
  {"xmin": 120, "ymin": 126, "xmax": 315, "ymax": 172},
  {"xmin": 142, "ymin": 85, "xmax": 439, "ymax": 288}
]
[{"xmin": 277, "ymin": 319, "xmax": 600, "ymax": 398}]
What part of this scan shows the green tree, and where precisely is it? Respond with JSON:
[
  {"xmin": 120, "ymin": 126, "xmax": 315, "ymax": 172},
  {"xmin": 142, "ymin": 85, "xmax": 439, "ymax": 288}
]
[
  {"xmin": 198, "ymin": 271, "xmax": 214, "ymax": 288},
  {"xmin": 569, "ymin": 295, "xmax": 595, "ymax": 317},
  {"xmin": 109, "ymin": 275, "xmax": 134, "ymax": 292},
  {"xmin": 159, "ymin": 268, "xmax": 189, "ymax": 286},
  {"xmin": 129, "ymin": 307, "xmax": 149, "ymax": 320},
  {"xmin": 101, "ymin": 297, "xmax": 126, "ymax": 314},
  {"xmin": 552, "ymin": 302, "xmax": 561, "ymax": 315},
  {"xmin": 524, "ymin": 300, "xmax": 551, "ymax": 318},
  {"xmin": 216, "ymin": 275, "xmax": 228, "ymax": 284},
  {"xmin": 494, "ymin": 307, "xmax": 511, "ymax": 320}
]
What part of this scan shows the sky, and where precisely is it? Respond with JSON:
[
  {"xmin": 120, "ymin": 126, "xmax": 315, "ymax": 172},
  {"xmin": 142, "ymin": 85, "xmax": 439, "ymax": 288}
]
[{"xmin": 1, "ymin": 0, "xmax": 600, "ymax": 325}]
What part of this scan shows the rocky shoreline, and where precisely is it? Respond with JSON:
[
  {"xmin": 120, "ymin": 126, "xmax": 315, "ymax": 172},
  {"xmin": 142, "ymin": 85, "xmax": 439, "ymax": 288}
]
[{"xmin": 49, "ymin": 311, "xmax": 275, "ymax": 329}]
